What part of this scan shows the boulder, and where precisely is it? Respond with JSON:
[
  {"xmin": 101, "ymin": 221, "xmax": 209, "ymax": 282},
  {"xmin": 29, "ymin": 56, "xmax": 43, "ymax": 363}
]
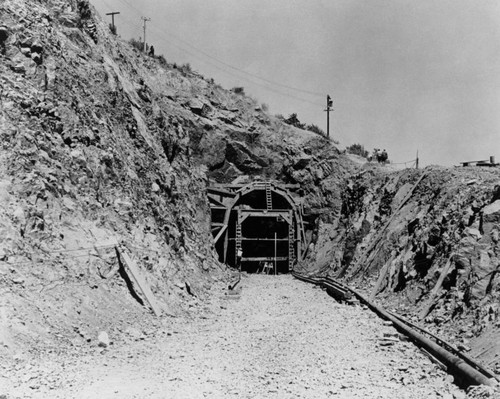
[
  {"xmin": 186, "ymin": 98, "xmax": 212, "ymax": 117},
  {"xmin": 483, "ymin": 200, "xmax": 500, "ymax": 223},
  {"xmin": 97, "ymin": 331, "xmax": 110, "ymax": 347},
  {"xmin": 225, "ymin": 141, "xmax": 268, "ymax": 173},
  {"xmin": 293, "ymin": 154, "xmax": 312, "ymax": 170},
  {"xmin": 482, "ymin": 200, "xmax": 500, "ymax": 238},
  {"xmin": 12, "ymin": 63, "xmax": 26, "ymax": 74}
]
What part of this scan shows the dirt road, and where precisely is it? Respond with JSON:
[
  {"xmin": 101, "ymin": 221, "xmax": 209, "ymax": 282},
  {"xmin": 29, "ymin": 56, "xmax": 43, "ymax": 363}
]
[{"xmin": 4, "ymin": 274, "xmax": 466, "ymax": 398}]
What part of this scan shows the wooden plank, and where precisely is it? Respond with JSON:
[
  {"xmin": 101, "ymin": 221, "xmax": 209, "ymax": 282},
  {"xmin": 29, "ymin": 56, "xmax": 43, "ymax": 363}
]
[
  {"xmin": 239, "ymin": 208, "xmax": 292, "ymax": 213},
  {"xmin": 241, "ymin": 256, "xmax": 288, "ymax": 261},
  {"xmin": 228, "ymin": 237, "xmax": 289, "ymax": 241},
  {"xmin": 419, "ymin": 256, "xmax": 454, "ymax": 320},
  {"xmin": 213, "ymin": 224, "xmax": 227, "ymax": 244},
  {"xmin": 208, "ymin": 196, "xmax": 226, "ymax": 207},
  {"xmin": 116, "ymin": 246, "xmax": 161, "ymax": 316},
  {"xmin": 207, "ymin": 187, "xmax": 237, "ymax": 197},
  {"xmin": 211, "ymin": 183, "xmax": 300, "ymax": 190}
]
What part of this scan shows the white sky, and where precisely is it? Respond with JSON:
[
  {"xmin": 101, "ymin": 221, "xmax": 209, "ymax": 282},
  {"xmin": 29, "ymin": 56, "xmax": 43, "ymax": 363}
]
[{"xmin": 92, "ymin": 0, "xmax": 500, "ymax": 167}]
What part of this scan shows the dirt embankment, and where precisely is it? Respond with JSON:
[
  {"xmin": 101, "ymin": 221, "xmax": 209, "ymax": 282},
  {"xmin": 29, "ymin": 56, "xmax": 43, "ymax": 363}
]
[
  {"xmin": 307, "ymin": 163, "xmax": 500, "ymax": 371},
  {"xmin": 0, "ymin": 0, "xmax": 351, "ymax": 364}
]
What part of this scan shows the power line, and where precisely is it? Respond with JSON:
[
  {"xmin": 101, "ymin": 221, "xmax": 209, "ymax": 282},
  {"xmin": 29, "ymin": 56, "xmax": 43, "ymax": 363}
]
[
  {"xmin": 112, "ymin": 0, "xmax": 325, "ymax": 98},
  {"xmin": 95, "ymin": 0, "xmax": 326, "ymax": 107},
  {"xmin": 104, "ymin": 8, "xmax": 325, "ymax": 107}
]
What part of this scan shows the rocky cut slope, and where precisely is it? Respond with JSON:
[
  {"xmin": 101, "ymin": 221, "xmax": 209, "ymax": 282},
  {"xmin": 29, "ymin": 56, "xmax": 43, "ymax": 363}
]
[
  {"xmin": 0, "ymin": 0, "xmax": 352, "ymax": 358},
  {"xmin": 308, "ymin": 163, "xmax": 500, "ymax": 371}
]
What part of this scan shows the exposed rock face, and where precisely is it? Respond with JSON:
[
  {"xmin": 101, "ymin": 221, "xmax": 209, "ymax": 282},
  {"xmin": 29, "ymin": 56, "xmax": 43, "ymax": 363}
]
[
  {"xmin": 5, "ymin": 0, "xmax": 498, "ymax": 377},
  {"xmin": 308, "ymin": 164, "xmax": 500, "ymax": 365},
  {"xmin": 0, "ymin": 0, "xmax": 351, "ymax": 356}
]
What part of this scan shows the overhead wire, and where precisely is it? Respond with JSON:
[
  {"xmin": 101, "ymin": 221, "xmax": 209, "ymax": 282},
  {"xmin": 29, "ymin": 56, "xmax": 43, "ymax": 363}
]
[{"xmin": 109, "ymin": 0, "xmax": 327, "ymax": 105}]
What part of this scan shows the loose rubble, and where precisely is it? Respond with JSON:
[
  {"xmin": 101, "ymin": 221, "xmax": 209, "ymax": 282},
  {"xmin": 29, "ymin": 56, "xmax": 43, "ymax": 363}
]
[
  {"xmin": 1, "ymin": 0, "xmax": 499, "ymax": 397},
  {"xmin": 2, "ymin": 275, "xmax": 470, "ymax": 398}
]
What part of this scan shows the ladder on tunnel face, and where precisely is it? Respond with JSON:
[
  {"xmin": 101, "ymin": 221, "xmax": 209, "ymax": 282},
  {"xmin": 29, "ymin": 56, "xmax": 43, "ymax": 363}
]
[
  {"xmin": 288, "ymin": 219, "xmax": 295, "ymax": 272},
  {"xmin": 265, "ymin": 182, "xmax": 272, "ymax": 210},
  {"xmin": 236, "ymin": 209, "xmax": 242, "ymax": 269}
]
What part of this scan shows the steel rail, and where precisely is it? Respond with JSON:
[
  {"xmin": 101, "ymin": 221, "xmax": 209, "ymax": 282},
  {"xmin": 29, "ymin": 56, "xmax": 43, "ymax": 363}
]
[{"xmin": 292, "ymin": 272, "xmax": 498, "ymax": 388}]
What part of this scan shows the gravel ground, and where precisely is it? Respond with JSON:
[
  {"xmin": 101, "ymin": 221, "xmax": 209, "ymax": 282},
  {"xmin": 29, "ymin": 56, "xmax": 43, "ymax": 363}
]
[{"xmin": 4, "ymin": 274, "xmax": 467, "ymax": 398}]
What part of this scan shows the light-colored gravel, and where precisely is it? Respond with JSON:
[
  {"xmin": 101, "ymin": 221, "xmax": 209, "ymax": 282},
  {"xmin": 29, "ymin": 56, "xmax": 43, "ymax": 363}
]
[{"xmin": 5, "ymin": 274, "xmax": 466, "ymax": 398}]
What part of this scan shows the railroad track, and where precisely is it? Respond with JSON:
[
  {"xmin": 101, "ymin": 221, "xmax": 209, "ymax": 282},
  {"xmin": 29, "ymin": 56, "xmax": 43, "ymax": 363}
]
[{"xmin": 292, "ymin": 272, "xmax": 499, "ymax": 389}]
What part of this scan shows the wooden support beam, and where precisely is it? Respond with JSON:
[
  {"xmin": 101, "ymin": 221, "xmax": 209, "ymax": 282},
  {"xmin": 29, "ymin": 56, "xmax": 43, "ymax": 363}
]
[
  {"xmin": 207, "ymin": 187, "xmax": 236, "ymax": 197},
  {"xmin": 241, "ymin": 256, "xmax": 288, "ymax": 261},
  {"xmin": 228, "ymin": 237, "xmax": 289, "ymax": 241},
  {"xmin": 208, "ymin": 196, "xmax": 226, "ymax": 207},
  {"xmin": 210, "ymin": 205, "xmax": 227, "ymax": 211},
  {"xmin": 213, "ymin": 225, "xmax": 227, "ymax": 244},
  {"xmin": 211, "ymin": 183, "xmax": 300, "ymax": 190},
  {"xmin": 116, "ymin": 246, "xmax": 161, "ymax": 316}
]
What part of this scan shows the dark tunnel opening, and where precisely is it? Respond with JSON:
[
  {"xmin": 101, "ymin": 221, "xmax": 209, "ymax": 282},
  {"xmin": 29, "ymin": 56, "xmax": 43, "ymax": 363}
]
[
  {"xmin": 229, "ymin": 213, "xmax": 292, "ymax": 274},
  {"xmin": 210, "ymin": 183, "xmax": 304, "ymax": 275}
]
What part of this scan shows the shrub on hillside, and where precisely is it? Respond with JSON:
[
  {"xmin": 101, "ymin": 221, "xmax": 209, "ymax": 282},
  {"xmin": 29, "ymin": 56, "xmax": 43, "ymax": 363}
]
[
  {"xmin": 232, "ymin": 87, "xmax": 245, "ymax": 95},
  {"xmin": 346, "ymin": 143, "xmax": 369, "ymax": 158},
  {"xmin": 129, "ymin": 38, "xmax": 143, "ymax": 52},
  {"xmin": 77, "ymin": 0, "xmax": 92, "ymax": 20},
  {"xmin": 157, "ymin": 55, "xmax": 167, "ymax": 66},
  {"xmin": 180, "ymin": 63, "xmax": 191, "ymax": 73},
  {"xmin": 283, "ymin": 113, "xmax": 305, "ymax": 129}
]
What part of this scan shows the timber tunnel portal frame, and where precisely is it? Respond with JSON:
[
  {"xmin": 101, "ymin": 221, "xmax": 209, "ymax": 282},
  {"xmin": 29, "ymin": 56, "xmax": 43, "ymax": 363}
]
[{"xmin": 208, "ymin": 181, "xmax": 309, "ymax": 273}]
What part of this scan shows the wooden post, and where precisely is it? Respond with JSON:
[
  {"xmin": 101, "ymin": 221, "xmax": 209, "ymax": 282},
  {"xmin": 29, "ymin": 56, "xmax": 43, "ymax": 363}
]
[
  {"xmin": 213, "ymin": 224, "xmax": 227, "ymax": 244},
  {"xmin": 106, "ymin": 12, "xmax": 120, "ymax": 34},
  {"xmin": 116, "ymin": 246, "xmax": 161, "ymax": 316},
  {"xmin": 274, "ymin": 232, "xmax": 277, "ymax": 275}
]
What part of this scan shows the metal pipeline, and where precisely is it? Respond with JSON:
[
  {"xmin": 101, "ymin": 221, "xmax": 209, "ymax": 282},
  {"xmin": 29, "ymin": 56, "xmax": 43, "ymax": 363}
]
[{"xmin": 292, "ymin": 272, "xmax": 497, "ymax": 388}]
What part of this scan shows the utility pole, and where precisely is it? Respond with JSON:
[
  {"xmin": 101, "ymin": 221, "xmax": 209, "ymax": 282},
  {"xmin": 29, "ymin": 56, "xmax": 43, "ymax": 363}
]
[
  {"xmin": 141, "ymin": 16, "xmax": 151, "ymax": 53},
  {"xmin": 106, "ymin": 12, "xmax": 120, "ymax": 34},
  {"xmin": 325, "ymin": 94, "xmax": 333, "ymax": 139}
]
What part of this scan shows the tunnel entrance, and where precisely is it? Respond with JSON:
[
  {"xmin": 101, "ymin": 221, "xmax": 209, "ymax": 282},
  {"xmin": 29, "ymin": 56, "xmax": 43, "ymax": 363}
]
[{"xmin": 208, "ymin": 181, "xmax": 308, "ymax": 273}]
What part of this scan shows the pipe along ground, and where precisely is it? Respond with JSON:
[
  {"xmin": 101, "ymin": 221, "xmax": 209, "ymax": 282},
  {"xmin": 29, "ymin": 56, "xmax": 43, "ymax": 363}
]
[{"xmin": 292, "ymin": 273, "xmax": 497, "ymax": 389}]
